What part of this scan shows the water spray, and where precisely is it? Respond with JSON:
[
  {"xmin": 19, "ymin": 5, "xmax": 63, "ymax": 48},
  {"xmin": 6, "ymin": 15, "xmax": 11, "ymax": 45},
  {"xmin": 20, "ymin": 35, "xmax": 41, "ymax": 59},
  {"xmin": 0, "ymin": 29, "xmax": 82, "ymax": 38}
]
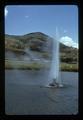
[{"xmin": 46, "ymin": 27, "xmax": 63, "ymax": 88}]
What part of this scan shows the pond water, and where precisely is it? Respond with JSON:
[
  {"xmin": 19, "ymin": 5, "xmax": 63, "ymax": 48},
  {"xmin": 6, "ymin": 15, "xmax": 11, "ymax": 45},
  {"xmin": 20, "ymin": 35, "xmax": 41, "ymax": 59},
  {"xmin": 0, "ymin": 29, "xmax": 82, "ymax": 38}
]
[{"xmin": 5, "ymin": 70, "xmax": 78, "ymax": 115}]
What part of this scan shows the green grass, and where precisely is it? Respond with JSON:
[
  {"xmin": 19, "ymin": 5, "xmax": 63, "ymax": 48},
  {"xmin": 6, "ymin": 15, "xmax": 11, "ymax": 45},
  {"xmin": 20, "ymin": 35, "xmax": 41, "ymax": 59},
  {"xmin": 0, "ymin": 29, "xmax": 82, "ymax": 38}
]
[
  {"xmin": 5, "ymin": 60, "xmax": 78, "ymax": 72},
  {"xmin": 5, "ymin": 60, "xmax": 49, "ymax": 70},
  {"xmin": 60, "ymin": 63, "xmax": 78, "ymax": 72}
]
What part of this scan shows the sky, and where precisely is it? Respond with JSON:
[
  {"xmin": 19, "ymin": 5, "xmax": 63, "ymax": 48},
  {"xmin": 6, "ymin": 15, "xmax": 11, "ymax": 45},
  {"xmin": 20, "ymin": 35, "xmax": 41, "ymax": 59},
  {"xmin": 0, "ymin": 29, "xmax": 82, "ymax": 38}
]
[{"xmin": 5, "ymin": 5, "xmax": 78, "ymax": 48}]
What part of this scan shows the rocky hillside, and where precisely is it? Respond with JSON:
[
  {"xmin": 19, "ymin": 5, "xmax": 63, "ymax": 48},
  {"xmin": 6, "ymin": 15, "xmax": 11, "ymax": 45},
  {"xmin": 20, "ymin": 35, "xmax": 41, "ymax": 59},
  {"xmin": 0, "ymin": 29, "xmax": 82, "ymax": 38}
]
[{"xmin": 5, "ymin": 32, "xmax": 78, "ymax": 63}]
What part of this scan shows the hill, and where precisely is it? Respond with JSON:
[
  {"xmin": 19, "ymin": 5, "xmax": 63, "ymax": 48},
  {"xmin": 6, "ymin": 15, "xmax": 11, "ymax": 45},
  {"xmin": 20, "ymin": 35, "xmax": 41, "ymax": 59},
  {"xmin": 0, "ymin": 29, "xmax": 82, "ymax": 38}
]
[{"xmin": 5, "ymin": 32, "xmax": 78, "ymax": 64}]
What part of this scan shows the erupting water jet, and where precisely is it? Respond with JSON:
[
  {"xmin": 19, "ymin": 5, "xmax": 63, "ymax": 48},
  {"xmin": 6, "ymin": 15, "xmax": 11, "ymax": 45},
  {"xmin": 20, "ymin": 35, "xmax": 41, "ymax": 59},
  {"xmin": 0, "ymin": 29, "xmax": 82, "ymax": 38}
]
[{"xmin": 45, "ymin": 28, "xmax": 63, "ymax": 88}]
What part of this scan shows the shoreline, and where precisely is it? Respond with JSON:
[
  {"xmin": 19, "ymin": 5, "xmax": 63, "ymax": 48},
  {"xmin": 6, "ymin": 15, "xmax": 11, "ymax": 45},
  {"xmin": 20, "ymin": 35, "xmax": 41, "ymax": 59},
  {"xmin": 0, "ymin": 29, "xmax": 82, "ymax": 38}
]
[
  {"xmin": 5, "ymin": 68, "xmax": 78, "ymax": 72},
  {"xmin": 5, "ymin": 60, "xmax": 78, "ymax": 72}
]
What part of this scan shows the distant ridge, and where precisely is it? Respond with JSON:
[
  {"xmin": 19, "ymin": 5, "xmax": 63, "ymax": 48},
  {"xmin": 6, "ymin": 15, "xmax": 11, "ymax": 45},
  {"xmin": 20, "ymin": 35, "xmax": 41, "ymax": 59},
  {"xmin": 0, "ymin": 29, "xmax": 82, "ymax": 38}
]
[{"xmin": 5, "ymin": 32, "xmax": 78, "ymax": 63}]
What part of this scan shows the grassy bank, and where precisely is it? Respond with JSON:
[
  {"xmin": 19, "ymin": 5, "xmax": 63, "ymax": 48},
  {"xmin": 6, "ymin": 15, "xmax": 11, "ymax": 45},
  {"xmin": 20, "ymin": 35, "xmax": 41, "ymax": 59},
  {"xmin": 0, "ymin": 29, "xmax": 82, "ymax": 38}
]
[
  {"xmin": 5, "ymin": 60, "xmax": 78, "ymax": 72},
  {"xmin": 5, "ymin": 60, "xmax": 49, "ymax": 70},
  {"xmin": 60, "ymin": 63, "xmax": 78, "ymax": 72}
]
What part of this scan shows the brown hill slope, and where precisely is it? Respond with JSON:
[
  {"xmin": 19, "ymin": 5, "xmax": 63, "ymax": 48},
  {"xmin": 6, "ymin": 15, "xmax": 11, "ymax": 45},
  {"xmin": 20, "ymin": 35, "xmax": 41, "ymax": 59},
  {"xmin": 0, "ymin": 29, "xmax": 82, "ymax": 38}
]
[{"xmin": 5, "ymin": 32, "xmax": 78, "ymax": 63}]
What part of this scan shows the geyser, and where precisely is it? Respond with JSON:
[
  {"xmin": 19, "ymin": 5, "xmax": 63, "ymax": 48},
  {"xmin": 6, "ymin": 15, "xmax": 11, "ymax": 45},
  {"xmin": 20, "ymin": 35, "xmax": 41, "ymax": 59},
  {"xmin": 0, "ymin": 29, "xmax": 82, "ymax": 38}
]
[{"xmin": 46, "ymin": 28, "xmax": 63, "ymax": 87}]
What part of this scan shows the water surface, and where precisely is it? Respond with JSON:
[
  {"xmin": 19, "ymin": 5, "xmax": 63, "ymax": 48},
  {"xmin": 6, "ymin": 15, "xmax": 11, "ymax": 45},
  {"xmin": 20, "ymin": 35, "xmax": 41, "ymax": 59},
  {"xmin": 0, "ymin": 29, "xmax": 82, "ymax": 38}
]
[{"xmin": 5, "ymin": 70, "xmax": 78, "ymax": 115}]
